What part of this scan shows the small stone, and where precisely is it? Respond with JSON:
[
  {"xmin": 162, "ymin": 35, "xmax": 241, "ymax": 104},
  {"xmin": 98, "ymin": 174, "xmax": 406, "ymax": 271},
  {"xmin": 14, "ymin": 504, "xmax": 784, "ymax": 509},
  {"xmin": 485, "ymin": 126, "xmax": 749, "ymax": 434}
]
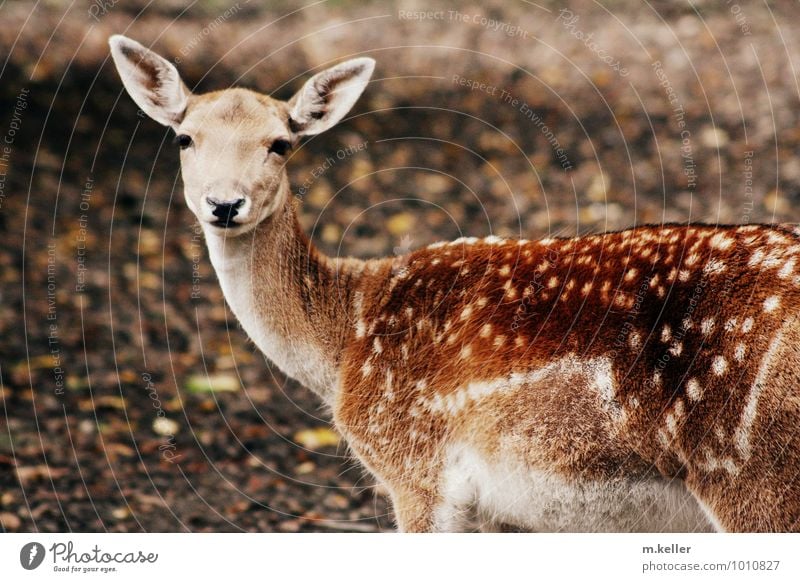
[
  {"xmin": 324, "ymin": 494, "xmax": 350, "ymax": 510},
  {"xmin": 152, "ymin": 417, "xmax": 180, "ymax": 436},
  {"xmin": 295, "ymin": 461, "xmax": 316, "ymax": 475},
  {"xmin": 587, "ymin": 172, "xmax": 610, "ymax": 202},
  {"xmin": 0, "ymin": 512, "xmax": 21, "ymax": 530},
  {"xmin": 278, "ymin": 519, "xmax": 301, "ymax": 532},
  {"xmin": 700, "ymin": 126, "xmax": 729, "ymax": 149},
  {"xmin": 111, "ymin": 507, "xmax": 130, "ymax": 520}
]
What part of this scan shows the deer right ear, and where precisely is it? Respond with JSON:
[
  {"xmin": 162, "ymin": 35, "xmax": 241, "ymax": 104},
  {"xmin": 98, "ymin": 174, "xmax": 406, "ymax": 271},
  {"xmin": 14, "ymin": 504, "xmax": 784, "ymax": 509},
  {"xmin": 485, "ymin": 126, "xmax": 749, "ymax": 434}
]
[
  {"xmin": 288, "ymin": 57, "xmax": 375, "ymax": 137},
  {"xmin": 109, "ymin": 35, "xmax": 190, "ymax": 129}
]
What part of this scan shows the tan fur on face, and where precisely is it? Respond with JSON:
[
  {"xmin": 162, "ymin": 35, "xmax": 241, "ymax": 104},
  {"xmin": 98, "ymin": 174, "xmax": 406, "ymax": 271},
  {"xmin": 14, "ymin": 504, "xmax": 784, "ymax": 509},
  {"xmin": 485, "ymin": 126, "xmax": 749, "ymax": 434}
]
[{"xmin": 177, "ymin": 89, "xmax": 292, "ymax": 232}]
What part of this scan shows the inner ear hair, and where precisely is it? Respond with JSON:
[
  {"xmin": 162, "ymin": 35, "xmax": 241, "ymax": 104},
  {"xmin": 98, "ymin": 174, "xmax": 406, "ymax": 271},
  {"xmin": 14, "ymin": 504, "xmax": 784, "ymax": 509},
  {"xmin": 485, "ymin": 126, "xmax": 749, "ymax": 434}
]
[
  {"xmin": 109, "ymin": 35, "xmax": 190, "ymax": 129},
  {"xmin": 289, "ymin": 57, "xmax": 375, "ymax": 137}
]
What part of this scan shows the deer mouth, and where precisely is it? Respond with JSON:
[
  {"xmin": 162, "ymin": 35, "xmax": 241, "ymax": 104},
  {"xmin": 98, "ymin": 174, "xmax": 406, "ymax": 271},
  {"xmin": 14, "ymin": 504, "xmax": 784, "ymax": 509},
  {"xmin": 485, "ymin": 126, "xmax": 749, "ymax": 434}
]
[{"xmin": 210, "ymin": 219, "xmax": 242, "ymax": 229}]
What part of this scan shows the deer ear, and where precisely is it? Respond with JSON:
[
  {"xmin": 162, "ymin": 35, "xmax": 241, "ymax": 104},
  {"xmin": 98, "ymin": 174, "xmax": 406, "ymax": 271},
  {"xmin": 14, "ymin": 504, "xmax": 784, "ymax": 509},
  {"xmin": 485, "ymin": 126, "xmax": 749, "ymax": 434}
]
[
  {"xmin": 288, "ymin": 57, "xmax": 375, "ymax": 137},
  {"xmin": 109, "ymin": 35, "xmax": 190, "ymax": 129}
]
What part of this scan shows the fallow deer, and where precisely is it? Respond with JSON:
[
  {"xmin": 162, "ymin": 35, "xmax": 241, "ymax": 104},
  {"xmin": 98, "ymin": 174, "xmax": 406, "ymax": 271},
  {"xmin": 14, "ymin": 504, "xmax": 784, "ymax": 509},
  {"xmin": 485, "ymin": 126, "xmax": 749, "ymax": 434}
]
[{"xmin": 110, "ymin": 35, "xmax": 800, "ymax": 532}]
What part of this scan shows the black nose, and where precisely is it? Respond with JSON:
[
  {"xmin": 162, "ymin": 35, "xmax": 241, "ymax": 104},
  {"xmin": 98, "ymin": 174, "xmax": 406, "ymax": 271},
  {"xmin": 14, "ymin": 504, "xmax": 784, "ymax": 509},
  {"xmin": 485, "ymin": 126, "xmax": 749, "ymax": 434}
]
[{"xmin": 207, "ymin": 197, "xmax": 245, "ymax": 225}]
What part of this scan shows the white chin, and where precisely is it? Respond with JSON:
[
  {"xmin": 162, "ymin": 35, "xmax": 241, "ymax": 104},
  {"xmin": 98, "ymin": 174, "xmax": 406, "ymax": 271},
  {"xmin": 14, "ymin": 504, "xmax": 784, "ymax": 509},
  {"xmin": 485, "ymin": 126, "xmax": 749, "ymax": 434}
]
[{"xmin": 203, "ymin": 221, "xmax": 253, "ymax": 236}]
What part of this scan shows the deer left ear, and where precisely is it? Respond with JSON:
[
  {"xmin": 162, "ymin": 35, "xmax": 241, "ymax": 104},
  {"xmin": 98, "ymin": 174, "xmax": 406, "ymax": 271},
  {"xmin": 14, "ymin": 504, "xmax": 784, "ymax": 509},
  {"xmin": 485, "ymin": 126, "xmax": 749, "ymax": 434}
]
[
  {"xmin": 109, "ymin": 35, "xmax": 190, "ymax": 129},
  {"xmin": 288, "ymin": 57, "xmax": 375, "ymax": 137}
]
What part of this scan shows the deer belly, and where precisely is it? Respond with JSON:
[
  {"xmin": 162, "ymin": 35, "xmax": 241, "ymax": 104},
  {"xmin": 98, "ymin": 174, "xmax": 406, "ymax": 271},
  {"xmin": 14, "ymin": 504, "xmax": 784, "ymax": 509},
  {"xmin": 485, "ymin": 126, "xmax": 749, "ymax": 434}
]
[{"xmin": 438, "ymin": 445, "xmax": 713, "ymax": 532}]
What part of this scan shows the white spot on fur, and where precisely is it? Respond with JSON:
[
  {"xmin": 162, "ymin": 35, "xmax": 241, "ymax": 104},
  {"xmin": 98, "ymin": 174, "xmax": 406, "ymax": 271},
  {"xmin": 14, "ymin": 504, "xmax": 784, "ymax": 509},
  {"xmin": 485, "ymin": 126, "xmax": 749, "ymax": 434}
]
[
  {"xmin": 361, "ymin": 362, "xmax": 372, "ymax": 377},
  {"xmin": 703, "ymin": 258, "xmax": 726, "ymax": 275},
  {"xmin": 460, "ymin": 344, "xmax": 472, "ymax": 359},
  {"xmin": 762, "ymin": 251, "xmax": 782, "ymax": 268},
  {"xmin": 384, "ymin": 371, "xmax": 394, "ymax": 401},
  {"xmin": 712, "ymin": 355, "xmax": 728, "ymax": 376},
  {"xmin": 678, "ymin": 270, "xmax": 690, "ymax": 282},
  {"xmin": 763, "ymin": 295, "xmax": 780, "ymax": 313},
  {"xmin": 661, "ymin": 325, "xmax": 672, "ymax": 343},
  {"xmin": 629, "ymin": 331, "xmax": 642, "ymax": 350},
  {"xmin": 741, "ymin": 317, "xmax": 754, "ymax": 333},
  {"xmin": 686, "ymin": 378, "xmax": 702, "ymax": 401},
  {"xmin": 480, "ymin": 324, "xmax": 492, "ymax": 338},
  {"xmin": 779, "ymin": 257, "xmax": 796, "ymax": 279},
  {"xmin": 736, "ymin": 324, "xmax": 786, "ymax": 457},
  {"xmin": 709, "ymin": 232, "xmax": 733, "ymax": 250},
  {"xmin": 353, "ymin": 292, "xmax": 366, "ymax": 338},
  {"xmin": 724, "ymin": 318, "xmax": 738, "ymax": 332},
  {"xmin": 449, "ymin": 237, "xmax": 478, "ymax": 246},
  {"xmin": 734, "ymin": 343, "xmax": 746, "ymax": 361},
  {"xmin": 504, "ymin": 280, "xmax": 518, "ymax": 300},
  {"xmin": 700, "ymin": 318, "xmax": 715, "ymax": 335},
  {"xmin": 748, "ymin": 249, "xmax": 764, "ymax": 267},
  {"xmin": 373, "ymin": 337, "xmax": 383, "ymax": 354},
  {"xmin": 665, "ymin": 412, "xmax": 678, "ymax": 435},
  {"xmin": 669, "ymin": 342, "xmax": 683, "ymax": 357}
]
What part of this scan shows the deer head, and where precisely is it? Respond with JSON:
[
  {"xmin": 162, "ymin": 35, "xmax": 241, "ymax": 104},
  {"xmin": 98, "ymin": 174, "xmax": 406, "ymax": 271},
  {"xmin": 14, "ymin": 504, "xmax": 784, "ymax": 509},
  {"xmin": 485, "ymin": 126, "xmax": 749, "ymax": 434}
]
[{"xmin": 109, "ymin": 35, "xmax": 374, "ymax": 236}]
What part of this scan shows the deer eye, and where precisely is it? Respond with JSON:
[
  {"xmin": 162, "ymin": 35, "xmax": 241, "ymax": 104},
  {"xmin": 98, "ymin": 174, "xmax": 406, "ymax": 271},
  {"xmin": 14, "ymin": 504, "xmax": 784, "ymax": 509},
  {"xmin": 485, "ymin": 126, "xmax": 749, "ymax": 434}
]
[
  {"xmin": 175, "ymin": 134, "xmax": 193, "ymax": 149},
  {"xmin": 268, "ymin": 139, "xmax": 292, "ymax": 156}
]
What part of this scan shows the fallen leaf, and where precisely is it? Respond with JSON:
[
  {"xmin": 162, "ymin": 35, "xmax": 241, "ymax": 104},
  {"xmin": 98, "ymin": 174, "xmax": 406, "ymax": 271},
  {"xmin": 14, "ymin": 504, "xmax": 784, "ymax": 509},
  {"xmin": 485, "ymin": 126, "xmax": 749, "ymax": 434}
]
[
  {"xmin": 103, "ymin": 443, "xmax": 136, "ymax": 461},
  {"xmin": 78, "ymin": 395, "xmax": 126, "ymax": 412},
  {"xmin": 386, "ymin": 212, "xmax": 415, "ymax": 236},
  {"xmin": 185, "ymin": 374, "xmax": 240, "ymax": 394},
  {"xmin": 15, "ymin": 465, "xmax": 68, "ymax": 486},
  {"xmin": 293, "ymin": 427, "xmax": 340, "ymax": 450}
]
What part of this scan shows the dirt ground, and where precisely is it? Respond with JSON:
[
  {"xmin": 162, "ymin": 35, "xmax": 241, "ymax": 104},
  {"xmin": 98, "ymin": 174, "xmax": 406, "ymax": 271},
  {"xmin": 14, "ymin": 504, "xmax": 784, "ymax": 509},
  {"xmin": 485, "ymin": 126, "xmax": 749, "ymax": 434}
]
[{"xmin": 1, "ymin": 0, "xmax": 800, "ymax": 532}]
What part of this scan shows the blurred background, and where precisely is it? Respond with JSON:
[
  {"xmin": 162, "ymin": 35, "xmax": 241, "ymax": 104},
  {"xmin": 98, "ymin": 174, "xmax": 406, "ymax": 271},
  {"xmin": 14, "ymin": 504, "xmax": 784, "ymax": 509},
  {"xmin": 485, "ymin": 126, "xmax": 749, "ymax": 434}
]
[{"xmin": 1, "ymin": 0, "xmax": 799, "ymax": 532}]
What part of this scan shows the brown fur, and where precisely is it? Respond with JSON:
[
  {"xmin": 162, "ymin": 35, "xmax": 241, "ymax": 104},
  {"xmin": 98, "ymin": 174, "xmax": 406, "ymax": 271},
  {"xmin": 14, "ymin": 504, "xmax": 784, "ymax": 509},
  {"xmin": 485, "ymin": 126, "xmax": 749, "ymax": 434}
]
[{"xmin": 330, "ymin": 223, "xmax": 800, "ymax": 531}]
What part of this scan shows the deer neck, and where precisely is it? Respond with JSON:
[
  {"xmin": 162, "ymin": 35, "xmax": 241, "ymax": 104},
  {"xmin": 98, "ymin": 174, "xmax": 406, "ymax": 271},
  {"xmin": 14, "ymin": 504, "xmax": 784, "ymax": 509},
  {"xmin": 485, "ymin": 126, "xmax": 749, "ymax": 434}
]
[{"xmin": 201, "ymin": 197, "xmax": 361, "ymax": 405}]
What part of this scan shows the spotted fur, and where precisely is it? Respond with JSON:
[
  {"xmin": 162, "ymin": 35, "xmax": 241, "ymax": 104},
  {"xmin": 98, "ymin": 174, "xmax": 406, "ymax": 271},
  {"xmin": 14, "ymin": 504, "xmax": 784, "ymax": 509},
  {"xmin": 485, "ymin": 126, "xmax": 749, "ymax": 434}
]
[{"xmin": 338, "ymin": 224, "xmax": 800, "ymax": 531}]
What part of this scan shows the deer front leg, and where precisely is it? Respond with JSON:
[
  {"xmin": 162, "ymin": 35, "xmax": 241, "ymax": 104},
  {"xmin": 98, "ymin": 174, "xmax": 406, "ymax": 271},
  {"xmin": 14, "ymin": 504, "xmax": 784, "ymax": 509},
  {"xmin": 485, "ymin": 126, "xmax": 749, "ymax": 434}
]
[
  {"xmin": 390, "ymin": 487, "xmax": 436, "ymax": 532},
  {"xmin": 390, "ymin": 486, "xmax": 476, "ymax": 532}
]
